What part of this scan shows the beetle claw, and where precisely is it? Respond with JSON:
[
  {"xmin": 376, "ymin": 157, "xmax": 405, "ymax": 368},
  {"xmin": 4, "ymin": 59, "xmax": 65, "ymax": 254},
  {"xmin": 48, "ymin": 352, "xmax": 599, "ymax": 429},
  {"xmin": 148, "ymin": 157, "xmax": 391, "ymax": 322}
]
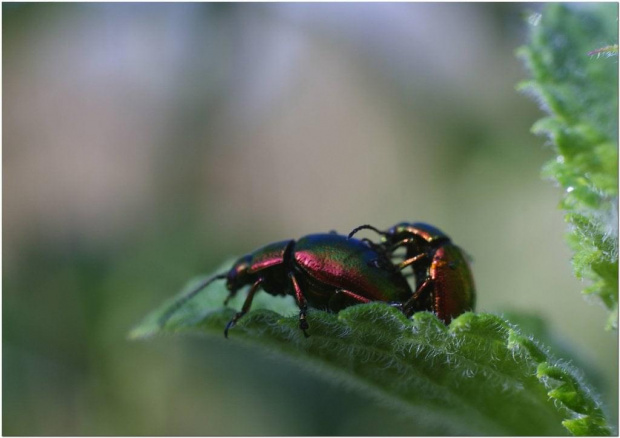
[
  {"xmin": 224, "ymin": 319, "xmax": 235, "ymax": 338},
  {"xmin": 224, "ymin": 311, "xmax": 246, "ymax": 338},
  {"xmin": 299, "ymin": 311, "xmax": 310, "ymax": 337},
  {"xmin": 299, "ymin": 316, "xmax": 309, "ymax": 330}
]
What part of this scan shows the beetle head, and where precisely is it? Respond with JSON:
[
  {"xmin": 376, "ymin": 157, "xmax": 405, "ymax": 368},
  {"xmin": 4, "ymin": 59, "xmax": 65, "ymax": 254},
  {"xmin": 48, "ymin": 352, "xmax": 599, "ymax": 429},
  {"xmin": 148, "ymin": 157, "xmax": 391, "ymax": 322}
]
[
  {"xmin": 384, "ymin": 222, "xmax": 414, "ymax": 242},
  {"xmin": 226, "ymin": 254, "xmax": 254, "ymax": 292},
  {"xmin": 385, "ymin": 222, "xmax": 449, "ymax": 247}
]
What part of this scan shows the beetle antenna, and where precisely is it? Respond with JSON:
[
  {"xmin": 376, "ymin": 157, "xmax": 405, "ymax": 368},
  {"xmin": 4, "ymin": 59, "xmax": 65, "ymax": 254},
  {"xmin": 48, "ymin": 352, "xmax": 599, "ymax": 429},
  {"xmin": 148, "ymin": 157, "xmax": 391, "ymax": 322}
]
[
  {"xmin": 347, "ymin": 224, "xmax": 386, "ymax": 239},
  {"xmin": 158, "ymin": 273, "xmax": 227, "ymax": 328}
]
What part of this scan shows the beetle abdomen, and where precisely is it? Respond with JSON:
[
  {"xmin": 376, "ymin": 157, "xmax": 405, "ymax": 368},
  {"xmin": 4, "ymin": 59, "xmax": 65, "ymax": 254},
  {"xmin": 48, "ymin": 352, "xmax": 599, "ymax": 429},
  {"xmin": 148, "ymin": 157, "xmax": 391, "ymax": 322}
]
[
  {"xmin": 295, "ymin": 234, "xmax": 412, "ymax": 304},
  {"xmin": 430, "ymin": 244, "xmax": 476, "ymax": 322}
]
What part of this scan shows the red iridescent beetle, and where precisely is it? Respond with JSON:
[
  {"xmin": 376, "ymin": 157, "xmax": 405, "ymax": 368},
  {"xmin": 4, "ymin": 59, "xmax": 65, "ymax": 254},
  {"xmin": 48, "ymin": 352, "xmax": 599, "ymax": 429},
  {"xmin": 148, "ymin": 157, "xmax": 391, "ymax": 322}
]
[{"xmin": 159, "ymin": 233, "xmax": 414, "ymax": 337}]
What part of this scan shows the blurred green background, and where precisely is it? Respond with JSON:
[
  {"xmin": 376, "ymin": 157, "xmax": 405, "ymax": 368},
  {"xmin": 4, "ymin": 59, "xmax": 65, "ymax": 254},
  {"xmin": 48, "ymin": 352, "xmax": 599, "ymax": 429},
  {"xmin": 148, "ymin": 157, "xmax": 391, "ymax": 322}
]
[{"xmin": 3, "ymin": 3, "xmax": 617, "ymax": 435}]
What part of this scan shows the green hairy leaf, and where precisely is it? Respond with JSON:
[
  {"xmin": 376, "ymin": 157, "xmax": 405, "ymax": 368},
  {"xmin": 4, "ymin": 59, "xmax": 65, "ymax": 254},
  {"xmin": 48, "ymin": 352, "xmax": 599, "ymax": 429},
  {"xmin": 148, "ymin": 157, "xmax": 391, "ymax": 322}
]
[
  {"xmin": 517, "ymin": 3, "xmax": 619, "ymax": 327},
  {"xmin": 131, "ymin": 274, "xmax": 611, "ymax": 436}
]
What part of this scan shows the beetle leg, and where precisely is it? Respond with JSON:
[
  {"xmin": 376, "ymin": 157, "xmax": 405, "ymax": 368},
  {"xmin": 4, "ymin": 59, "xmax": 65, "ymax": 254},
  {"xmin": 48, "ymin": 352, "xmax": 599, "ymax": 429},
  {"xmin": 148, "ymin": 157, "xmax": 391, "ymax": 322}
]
[
  {"xmin": 335, "ymin": 289, "xmax": 372, "ymax": 304},
  {"xmin": 223, "ymin": 292, "xmax": 235, "ymax": 306},
  {"xmin": 402, "ymin": 278, "xmax": 432, "ymax": 317},
  {"xmin": 398, "ymin": 253, "xmax": 426, "ymax": 270},
  {"xmin": 385, "ymin": 237, "xmax": 414, "ymax": 252},
  {"xmin": 224, "ymin": 277, "xmax": 263, "ymax": 338},
  {"xmin": 288, "ymin": 272, "xmax": 310, "ymax": 338},
  {"xmin": 282, "ymin": 241, "xmax": 309, "ymax": 337},
  {"xmin": 328, "ymin": 289, "xmax": 372, "ymax": 312}
]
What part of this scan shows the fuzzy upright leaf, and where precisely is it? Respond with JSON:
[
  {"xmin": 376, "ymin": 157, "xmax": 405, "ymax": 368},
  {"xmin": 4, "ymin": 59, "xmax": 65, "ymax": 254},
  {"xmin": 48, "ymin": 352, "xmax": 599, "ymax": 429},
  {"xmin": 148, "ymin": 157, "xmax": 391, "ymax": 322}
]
[{"xmin": 517, "ymin": 3, "xmax": 619, "ymax": 327}]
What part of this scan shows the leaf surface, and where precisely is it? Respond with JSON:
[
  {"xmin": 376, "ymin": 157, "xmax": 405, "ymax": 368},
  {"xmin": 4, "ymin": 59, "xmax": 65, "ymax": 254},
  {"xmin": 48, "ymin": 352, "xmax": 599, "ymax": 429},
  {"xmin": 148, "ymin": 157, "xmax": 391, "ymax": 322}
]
[{"xmin": 131, "ymin": 273, "xmax": 611, "ymax": 436}]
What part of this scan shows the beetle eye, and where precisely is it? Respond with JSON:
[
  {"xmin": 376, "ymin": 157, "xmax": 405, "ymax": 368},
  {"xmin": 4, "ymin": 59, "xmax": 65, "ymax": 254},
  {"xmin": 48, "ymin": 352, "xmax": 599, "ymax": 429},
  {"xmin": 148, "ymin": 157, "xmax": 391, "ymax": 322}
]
[
  {"xmin": 368, "ymin": 259, "xmax": 381, "ymax": 268},
  {"xmin": 368, "ymin": 258, "xmax": 394, "ymax": 271}
]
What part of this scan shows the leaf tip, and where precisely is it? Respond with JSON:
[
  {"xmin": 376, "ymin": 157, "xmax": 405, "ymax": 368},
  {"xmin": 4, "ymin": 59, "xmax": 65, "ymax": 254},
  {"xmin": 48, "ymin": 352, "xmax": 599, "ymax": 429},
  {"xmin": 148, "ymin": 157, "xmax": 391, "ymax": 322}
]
[{"xmin": 127, "ymin": 322, "xmax": 159, "ymax": 341}]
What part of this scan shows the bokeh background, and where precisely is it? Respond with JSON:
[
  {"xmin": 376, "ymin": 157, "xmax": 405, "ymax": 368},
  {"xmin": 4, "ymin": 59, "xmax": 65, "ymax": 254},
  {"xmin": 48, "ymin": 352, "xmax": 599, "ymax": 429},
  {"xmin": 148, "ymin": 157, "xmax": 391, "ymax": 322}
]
[{"xmin": 3, "ymin": 3, "xmax": 617, "ymax": 435}]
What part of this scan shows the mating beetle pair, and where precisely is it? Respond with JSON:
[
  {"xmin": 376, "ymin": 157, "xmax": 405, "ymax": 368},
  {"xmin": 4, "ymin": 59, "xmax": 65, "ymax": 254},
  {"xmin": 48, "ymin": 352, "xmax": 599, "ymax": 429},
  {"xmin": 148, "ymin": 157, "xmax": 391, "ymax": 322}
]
[
  {"xmin": 159, "ymin": 223, "xmax": 476, "ymax": 337},
  {"xmin": 348, "ymin": 222, "xmax": 476, "ymax": 325}
]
